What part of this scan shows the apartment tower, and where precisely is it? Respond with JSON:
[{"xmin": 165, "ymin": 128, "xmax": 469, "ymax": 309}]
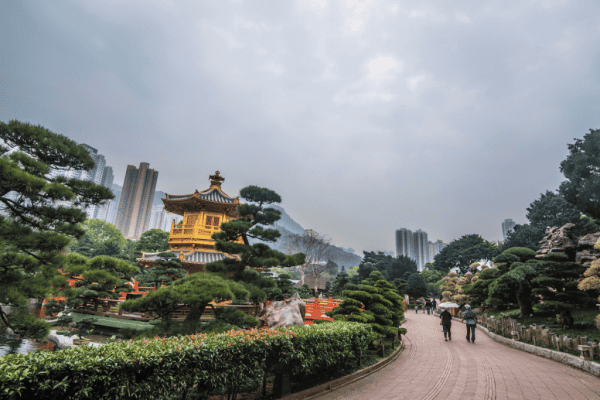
[
  {"xmin": 502, "ymin": 218, "xmax": 517, "ymax": 240},
  {"xmin": 395, "ymin": 228, "xmax": 414, "ymax": 259},
  {"xmin": 413, "ymin": 229, "xmax": 429, "ymax": 271},
  {"xmin": 116, "ymin": 163, "xmax": 159, "ymax": 239}
]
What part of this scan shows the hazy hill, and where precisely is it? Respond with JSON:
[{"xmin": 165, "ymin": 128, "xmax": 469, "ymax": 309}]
[{"xmin": 249, "ymin": 205, "xmax": 362, "ymax": 270}]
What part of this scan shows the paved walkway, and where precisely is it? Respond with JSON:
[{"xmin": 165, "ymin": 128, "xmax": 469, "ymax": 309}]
[{"xmin": 315, "ymin": 312, "xmax": 600, "ymax": 400}]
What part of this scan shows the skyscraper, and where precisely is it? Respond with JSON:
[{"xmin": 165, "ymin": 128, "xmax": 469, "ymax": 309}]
[
  {"xmin": 48, "ymin": 143, "xmax": 112, "ymax": 218},
  {"xmin": 395, "ymin": 228, "xmax": 414, "ymax": 259},
  {"xmin": 502, "ymin": 218, "xmax": 517, "ymax": 240},
  {"xmin": 413, "ymin": 229, "xmax": 429, "ymax": 271},
  {"xmin": 116, "ymin": 163, "xmax": 159, "ymax": 239},
  {"xmin": 428, "ymin": 241, "xmax": 435, "ymax": 263},
  {"xmin": 103, "ymin": 188, "xmax": 121, "ymax": 225},
  {"xmin": 432, "ymin": 240, "xmax": 446, "ymax": 255},
  {"xmin": 92, "ymin": 166, "xmax": 114, "ymax": 219}
]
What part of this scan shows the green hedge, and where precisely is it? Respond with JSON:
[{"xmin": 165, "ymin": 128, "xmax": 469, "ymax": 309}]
[{"xmin": 0, "ymin": 321, "xmax": 376, "ymax": 399}]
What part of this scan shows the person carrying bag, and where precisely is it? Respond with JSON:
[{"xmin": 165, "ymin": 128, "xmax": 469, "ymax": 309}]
[
  {"xmin": 463, "ymin": 305, "xmax": 477, "ymax": 343},
  {"xmin": 439, "ymin": 308, "xmax": 452, "ymax": 341}
]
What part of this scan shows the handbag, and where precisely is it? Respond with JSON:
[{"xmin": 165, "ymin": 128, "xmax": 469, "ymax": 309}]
[{"xmin": 439, "ymin": 319, "xmax": 443, "ymax": 326}]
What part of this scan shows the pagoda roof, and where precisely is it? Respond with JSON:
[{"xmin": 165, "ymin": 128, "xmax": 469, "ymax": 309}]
[
  {"xmin": 164, "ymin": 187, "xmax": 237, "ymax": 204},
  {"xmin": 162, "ymin": 171, "xmax": 239, "ymax": 215},
  {"xmin": 138, "ymin": 251, "xmax": 235, "ymax": 264}
]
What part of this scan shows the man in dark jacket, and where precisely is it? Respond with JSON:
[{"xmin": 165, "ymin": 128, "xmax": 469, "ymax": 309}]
[
  {"xmin": 463, "ymin": 305, "xmax": 477, "ymax": 343},
  {"xmin": 440, "ymin": 308, "xmax": 452, "ymax": 341},
  {"xmin": 425, "ymin": 299, "xmax": 432, "ymax": 315}
]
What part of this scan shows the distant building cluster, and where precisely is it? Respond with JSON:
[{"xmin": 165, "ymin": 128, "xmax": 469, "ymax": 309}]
[
  {"xmin": 148, "ymin": 204, "xmax": 183, "ymax": 232},
  {"xmin": 48, "ymin": 143, "xmax": 114, "ymax": 219},
  {"xmin": 47, "ymin": 142, "xmax": 168, "ymax": 240},
  {"xmin": 502, "ymin": 218, "xmax": 517, "ymax": 240},
  {"xmin": 395, "ymin": 228, "xmax": 446, "ymax": 271}
]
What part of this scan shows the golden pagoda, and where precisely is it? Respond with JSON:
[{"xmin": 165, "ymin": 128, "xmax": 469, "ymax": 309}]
[{"xmin": 139, "ymin": 171, "xmax": 242, "ymax": 274}]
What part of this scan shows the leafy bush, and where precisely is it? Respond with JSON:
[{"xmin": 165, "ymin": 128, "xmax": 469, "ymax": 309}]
[{"xmin": 0, "ymin": 322, "xmax": 374, "ymax": 399}]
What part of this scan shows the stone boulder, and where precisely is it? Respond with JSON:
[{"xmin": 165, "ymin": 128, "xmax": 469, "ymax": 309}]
[
  {"xmin": 258, "ymin": 293, "xmax": 305, "ymax": 329},
  {"xmin": 536, "ymin": 223, "xmax": 578, "ymax": 259},
  {"xmin": 576, "ymin": 233, "xmax": 600, "ymax": 267},
  {"xmin": 535, "ymin": 224, "xmax": 600, "ymax": 267}
]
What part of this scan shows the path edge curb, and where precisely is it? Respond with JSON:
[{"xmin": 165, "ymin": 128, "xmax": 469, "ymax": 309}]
[
  {"xmin": 281, "ymin": 338, "xmax": 406, "ymax": 400},
  {"xmin": 451, "ymin": 316, "xmax": 600, "ymax": 377}
]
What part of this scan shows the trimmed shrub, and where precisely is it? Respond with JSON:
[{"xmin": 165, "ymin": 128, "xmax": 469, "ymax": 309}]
[{"xmin": 0, "ymin": 322, "xmax": 374, "ymax": 399}]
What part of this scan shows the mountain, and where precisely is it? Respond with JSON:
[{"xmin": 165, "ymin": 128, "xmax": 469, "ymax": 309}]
[
  {"xmin": 270, "ymin": 205, "xmax": 305, "ymax": 235},
  {"xmin": 248, "ymin": 205, "xmax": 362, "ymax": 270}
]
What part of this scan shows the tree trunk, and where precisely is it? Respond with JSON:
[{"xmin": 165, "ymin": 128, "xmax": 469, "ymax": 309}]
[
  {"xmin": 0, "ymin": 308, "xmax": 11, "ymax": 328},
  {"xmin": 517, "ymin": 284, "xmax": 533, "ymax": 316},
  {"xmin": 184, "ymin": 304, "xmax": 206, "ymax": 323}
]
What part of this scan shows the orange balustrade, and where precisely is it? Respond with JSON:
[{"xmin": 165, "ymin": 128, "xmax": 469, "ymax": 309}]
[{"xmin": 303, "ymin": 297, "xmax": 343, "ymax": 325}]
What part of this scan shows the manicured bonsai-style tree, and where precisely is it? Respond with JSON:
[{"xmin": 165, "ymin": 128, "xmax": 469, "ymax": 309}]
[
  {"xmin": 135, "ymin": 252, "xmax": 187, "ymax": 290},
  {"xmin": 328, "ymin": 271, "xmax": 404, "ymax": 338},
  {"xmin": 485, "ymin": 247, "xmax": 538, "ymax": 315},
  {"xmin": 532, "ymin": 253, "xmax": 595, "ymax": 325},
  {"xmin": 204, "ymin": 186, "xmax": 305, "ymax": 299},
  {"xmin": 465, "ymin": 267, "xmax": 502, "ymax": 309},
  {"xmin": 71, "ymin": 255, "xmax": 138, "ymax": 309},
  {"xmin": 121, "ymin": 272, "xmax": 257, "ymax": 328}
]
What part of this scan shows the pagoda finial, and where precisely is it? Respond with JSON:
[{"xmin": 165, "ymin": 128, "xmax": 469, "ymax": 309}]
[{"xmin": 209, "ymin": 171, "xmax": 225, "ymax": 189}]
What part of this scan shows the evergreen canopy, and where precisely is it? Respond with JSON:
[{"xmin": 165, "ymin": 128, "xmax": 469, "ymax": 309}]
[{"xmin": 0, "ymin": 120, "xmax": 113, "ymax": 338}]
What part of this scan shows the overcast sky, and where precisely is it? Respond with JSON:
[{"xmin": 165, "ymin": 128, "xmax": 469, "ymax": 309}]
[{"xmin": 2, "ymin": 1, "xmax": 599, "ymax": 255}]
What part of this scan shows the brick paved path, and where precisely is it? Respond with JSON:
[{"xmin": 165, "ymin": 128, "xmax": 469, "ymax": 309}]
[{"xmin": 315, "ymin": 312, "xmax": 600, "ymax": 400}]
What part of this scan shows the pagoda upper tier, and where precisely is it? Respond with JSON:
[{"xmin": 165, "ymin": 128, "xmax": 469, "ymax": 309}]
[{"xmin": 162, "ymin": 171, "xmax": 241, "ymax": 253}]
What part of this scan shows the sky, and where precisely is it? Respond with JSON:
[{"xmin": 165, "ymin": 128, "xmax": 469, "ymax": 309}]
[{"xmin": 2, "ymin": 1, "xmax": 600, "ymax": 255}]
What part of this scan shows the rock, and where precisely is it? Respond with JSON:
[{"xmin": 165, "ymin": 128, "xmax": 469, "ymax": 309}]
[
  {"xmin": 258, "ymin": 293, "xmax": 305, "ymax": 328},
  {"xmin": 576, "ymin": 250, "xmax": 599, "ymax": 268},
  {"xmin": 536, "ymin": 223, "xmax": 578, "ymax": 260},
  {"xmin": 4, "ymin": 327, "xmax": 16, "ymax": 337},
  {"xmin": 578, "ymin": 233, "xmax": 600, "ymax": 248}
]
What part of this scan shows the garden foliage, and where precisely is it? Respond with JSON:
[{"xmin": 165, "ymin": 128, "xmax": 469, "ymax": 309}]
[
  {"xmin": 0, "ymin": 322, "xmax": 375, "ymax": 400},
  {"xmin": 328, "ymin": 271, "xmax": 405, "ymax": 338}
]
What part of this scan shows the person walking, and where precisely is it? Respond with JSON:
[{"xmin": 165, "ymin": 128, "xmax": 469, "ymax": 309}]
[
  {"xmin": 425, "ymin": 299, "xmax": 432, "ymax": 315},
  {"xmin": 432, "ymin": 299, "xmax": 437, "ymax": 311},
  {"xmin": 463, "ymin": 305, "xmax": 477, "ymax": 343},
  {"xmin": 440, "ymin": 308, "xmax": 452, "ymax": 341}
]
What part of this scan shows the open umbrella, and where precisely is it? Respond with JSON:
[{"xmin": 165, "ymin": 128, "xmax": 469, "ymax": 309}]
[{"xmin": 438, "ymin": 302, "xmax": 459, "ymax": 308}]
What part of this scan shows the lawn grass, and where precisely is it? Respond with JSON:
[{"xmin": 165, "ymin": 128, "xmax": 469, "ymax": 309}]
[
  {"xmin": 481, "ymin": 307, "xmax": 600, "ymax": 342},
  {"xmin": 69, "ymin": 312, "xmax": 154, "ymax": 331}
]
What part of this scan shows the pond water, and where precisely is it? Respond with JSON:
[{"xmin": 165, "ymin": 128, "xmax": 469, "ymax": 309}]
[
  {"xmin": 0, "ymin": 335, "xmax": 56, "ymax": 356},
  {"xmin": 0, "ymin": 304, "xmax": 58, "ymax": 357}
]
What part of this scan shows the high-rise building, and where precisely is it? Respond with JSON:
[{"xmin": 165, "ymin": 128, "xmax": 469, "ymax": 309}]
[
  {"xmin": 116, "ymin": 163, "xmax": 159, "ymax": 239},
  {"xmin": 147, "ymin": 204, "xmax": 183, "ymax": 232},
  {"xmin": 395, "ymin": 228, "xmax": 414, "ymax": 259},
  {"xmin": 103, "ymin": 188, "xmax": 122, "ymax": 225},
  {"xmin": 413, "ymin": 229, "xmax": 429, "ymax": 271},
  {"xmin": 428, "ymin": 241, "xmax": 435, "ymax": 263},
  {"xmin": 432, "ymin": 240, "xmax": 446, "ymax": 255},
  {"xmin": 92, "ymin": 166, "xmax": 115, "ymax": 219},
  {"xmin": 47, "ymin": 143, "xmax": 112, "ymax": 218},
  {"xmin": 502, "ymin": 219, "xmax": 517, "ymax": 240}
]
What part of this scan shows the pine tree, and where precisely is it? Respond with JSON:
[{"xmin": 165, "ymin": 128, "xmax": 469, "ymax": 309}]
[
  {"xmin": 486, "ymin": 248, "xmax": 538, "ymax": 315},
  {"xmin": 532, "ymin": 253, "xmax": 595, "ymax": 317},
  {"xmin": 205, "ymin": 186, "xmax": 305, "ymax": 297},
  {"xmin": 135, "ymin": 251, "xmax": 187, "ymax": 289},
  {"xmin": 328, "ymin": 271, "xmax": 403, "ymax": 338},
  {"xmin": 121, "ymin": 272, "xmax": 255, "ymax": 326},
  {"xmin": 0, "ymin": 120, "xmax": 112, "ymax": 338}
]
